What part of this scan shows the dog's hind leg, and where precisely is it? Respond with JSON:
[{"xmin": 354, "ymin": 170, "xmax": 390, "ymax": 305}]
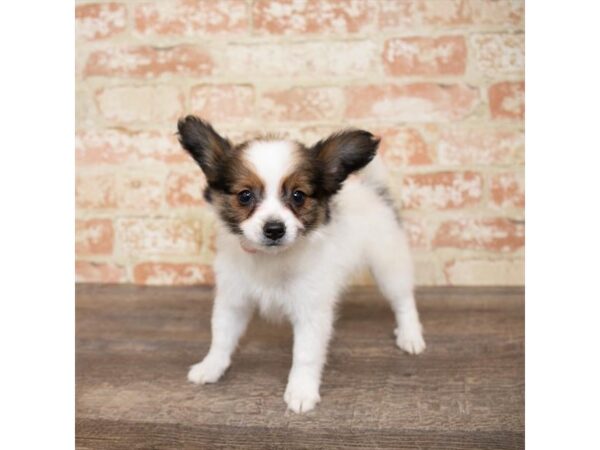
[{"xmin": 366, "ymin": 224, "xmax": 426, "ymax": 355}]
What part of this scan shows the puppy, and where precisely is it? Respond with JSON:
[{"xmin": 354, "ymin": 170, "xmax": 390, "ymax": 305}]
[{"xmin": 177, "ymin": 116, "xmax": 426, "ymax": 413}]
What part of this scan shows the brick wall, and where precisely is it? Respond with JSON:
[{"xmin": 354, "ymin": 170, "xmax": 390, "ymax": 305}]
[{"xmin": 75, "ymin": 0, "xmax": 525, "ymax": 286}]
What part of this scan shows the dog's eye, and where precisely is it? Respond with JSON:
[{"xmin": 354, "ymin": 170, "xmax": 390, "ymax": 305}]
[
  {"xmin": 292, "ymin": 190, "xmax": 306, "ymax": 206},
  {"xmin": 238, "ymin": 190, "xmax": 254, "ymax": 206}
]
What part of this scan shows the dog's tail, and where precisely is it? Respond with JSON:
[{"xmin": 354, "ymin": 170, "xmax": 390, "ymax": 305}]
[
  {"xmin": 359, "ymin": 152, "xmax": 403, "ymax": 221},
  {"xmin": 360, "ymin": 154, "xmax": 391, "ymax": 191}
]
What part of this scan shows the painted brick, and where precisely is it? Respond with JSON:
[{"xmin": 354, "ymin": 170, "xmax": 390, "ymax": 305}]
[
  {"xmin": 133, "ymin": 262, "xmax": 215, "ymax": 285},
  {"xmin": 76, "ymin": 261, "xmax": 126, "ymax": 283},
  {"xmin": 134, "ymin": 0, "xmax": 247, "ymax": 36},
  {"xmin": 259, "ymin": 87, "xmax": 343, "ymax": 121},
  {"xmin": 437, "ymin": 128, "xmax": 524, "ymax": 165},
  {"xmin": 349, "ymin": 257, "xmax": 441, "ymax": 286},
  {"xmin": 76, "ymin": 89, "xmax": 96, "ymax": 129},
  {"xmin": 490, "ymin": 171, "xmax": 525, "ymax": 209},
  {"xmin": 211, "ymin": 128, "xmax": 264, "ymax": 145},
  {"xmin": 297, "ymin": 125, "xmax": 342, "ymax": 145},
  {"xmin": 75, "ymin": 3, "xmax": 127, "ymax": 41},
  {"xmin": 402, "ymin": 171, "xmax": 483, "ymax": 210},
  {"xmin": 116, "ymin": 218, "xmax": 202, "ymax": 257},
  {"xmin": 471, "ymin": 0, "xmax": 525, "ymax": 27},
  {"xmin": 221, "ymin": 41, "xmax": 378, "ymax": 78},
  {"xmin": 85, "ymin": 46, "xmax": 213, "ymax": 78},
  {"xmin": 384, "ymin": 36, "xmax": 467, "ymax": 76},
  {"xmin": 166, "ymin": 170, "xmax": 206, "ymax": 207},
  {"xmin": 76, "ymin": 173, "xmax": 117, "ymax": 209},
  {"xmin": 190, "ymin": 85, "xmax": 254, "ymax": 122},
  {"xmin": 116, "ymin": 172, "xmax": 164, "ymax": 210},
  {"xmin": 96, "ymin": 86, "xmax": 183, "ymax": 124},
  {"xmin": 378, "ymin": 0, "xmax": 418, "ymax": 29},
  {"xmin": 345, "ymin": 83, "xmax": 480, "ymax": 121},
  {"xmin": 76, "ymin": 219, "xmax": 114, "ymax": 255},
  {"xmin": 74, "ymin": 0, "xmax": 525, "ymax": 288},
  {"xmin": 376, "ymin": 127, "xmax": 433, "ymax": 166},
  {"xmin": 489, "ymin": 81, "xmax": 524, "ymax": 119},
  {"xmin": 253, "ymin": 0, "xmax": 373, "ymax": 35},
  {"xmin": 75, "ymin": 47, "xmax": 86, "ymax": 81},
  {"xmin": 402, "ymin": 218, "xmax": 430, "ymax": 249},
  {"xmin": 444, "ymin": 258, "xmax": 524, "ymax": 285},
  {"xmin": 204, "ymin": 221, "xmax": 218, "ymax": 255},
  {"xmin": 413, "ymin": 254, "xmax": 441, "ymax": 286},
  {"xmin": 433, "ymin": 217, "xmax": 524, "ymax": 251},
  {"xmin": 76, "ymin": 129, "xmax": 188, "ymax": 165},
  {"xmin": 379, "ymin": 0, "xmax": 524, "ymax": 30},
  {"xmin": 470, "ymin": 33, "xmax": 524, "ymax": 77}
]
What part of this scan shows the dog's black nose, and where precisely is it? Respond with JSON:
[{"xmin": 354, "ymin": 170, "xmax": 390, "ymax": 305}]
[{"xmin": 263, "ymin": 221, "xmax": 286, "ymax": 241}]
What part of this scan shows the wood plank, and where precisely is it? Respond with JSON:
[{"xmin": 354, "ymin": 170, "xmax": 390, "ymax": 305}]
[
  {"xmin": 77, "ymin": 419, "xmax": 524, "ymax": 449},
  {"xmin": 76, "ymin": 284, "xmax": 524, "ymax": 449}
]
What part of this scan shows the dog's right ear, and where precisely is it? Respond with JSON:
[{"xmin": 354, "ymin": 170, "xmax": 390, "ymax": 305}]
[{"xmin": 177, "ymin": 116, "xmax": 232, "ymax": 184}]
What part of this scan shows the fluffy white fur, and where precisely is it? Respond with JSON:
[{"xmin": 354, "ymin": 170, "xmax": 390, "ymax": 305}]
[{"xmin": 187, "ymin": 141, "xmax": 426, "ymax": 414}]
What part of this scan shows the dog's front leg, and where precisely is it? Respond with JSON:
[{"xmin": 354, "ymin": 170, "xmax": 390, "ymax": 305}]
[
  {"xmin": 284, "ymin": 306, "xmax": 334, "ymax": 413},
  {"xmin": 188, "ymin": 289, "xmax": 253, "ymax": 384}
]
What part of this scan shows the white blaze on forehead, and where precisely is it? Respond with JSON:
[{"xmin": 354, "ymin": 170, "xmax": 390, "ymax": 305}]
[
  {"xmin": 244, "ymin": 140, "xmax": 296, "ymax": 196},
  {"xmin": 238, "ymin": 139, "xmax": 304, "ymax": 248}
]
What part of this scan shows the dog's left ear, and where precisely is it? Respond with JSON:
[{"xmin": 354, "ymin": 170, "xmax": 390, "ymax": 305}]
[{"xmin": 310, "ymin": 129, "xmax": 380, "ymax": 195}]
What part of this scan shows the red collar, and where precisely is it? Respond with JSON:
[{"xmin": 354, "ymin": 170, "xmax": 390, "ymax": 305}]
[{"xmin": 240, "ymin": 242, "xmax": 258, "ymax": 254}]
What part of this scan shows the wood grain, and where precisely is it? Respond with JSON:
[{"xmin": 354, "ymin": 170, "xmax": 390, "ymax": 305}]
[{"xmin": 76, "ymin": 285, "xmax": 524, "ymax": 449}]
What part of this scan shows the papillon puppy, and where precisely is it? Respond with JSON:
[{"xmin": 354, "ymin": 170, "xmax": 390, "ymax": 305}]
[{"xmin": 177, "ymin": 116, "xmax": 425, "ymax": 413}]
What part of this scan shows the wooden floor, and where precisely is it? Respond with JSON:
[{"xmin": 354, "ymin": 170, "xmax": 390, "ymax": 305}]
[{"xmin": 76, "ymin": 284, "xmax": 524, "ymax": 449}]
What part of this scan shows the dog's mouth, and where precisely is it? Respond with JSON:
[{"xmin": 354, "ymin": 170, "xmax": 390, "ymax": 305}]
[
  {"xmin": 265, "ymin": 239, "xmax": 283, "ymax": 247},
  {"xmin": 240, "ymin": 237, "xmax": 289, "ymax": 254}
]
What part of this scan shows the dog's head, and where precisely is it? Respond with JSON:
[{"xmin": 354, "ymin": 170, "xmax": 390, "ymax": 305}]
[{"xmin": 177, "ymin": 116, "xmax": 380, "ymax": 253}]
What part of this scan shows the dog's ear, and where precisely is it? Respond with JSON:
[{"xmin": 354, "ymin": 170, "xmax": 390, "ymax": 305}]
[
  {"xmin": 310, "ymin": 129, "xmax": 380, "ymax": 196},
  {"xmin": 177, "ymin": 115, "xmax": 232, "ymax": 185}
]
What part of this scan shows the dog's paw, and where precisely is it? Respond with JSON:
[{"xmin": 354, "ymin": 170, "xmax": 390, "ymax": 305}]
[
  {"xmin": 284, "ymin": 382, "xmax": 321, "ymax": 414},
  {"xmin": 187, "ymin": 356, "xmax": 230, "ymax": 384},
  {"xmin": 395, "ymin": 325, "xmax": 426, "ymax": 355}
]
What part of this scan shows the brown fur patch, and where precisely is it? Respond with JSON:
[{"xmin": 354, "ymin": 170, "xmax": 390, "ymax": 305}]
[
  {"xmin": 281, "ymin": 144, "xmax": 331, "ymax": 233},
  {"xmin": 206, "ymin": 143, "xmax": 265, "ymax": 234}
]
